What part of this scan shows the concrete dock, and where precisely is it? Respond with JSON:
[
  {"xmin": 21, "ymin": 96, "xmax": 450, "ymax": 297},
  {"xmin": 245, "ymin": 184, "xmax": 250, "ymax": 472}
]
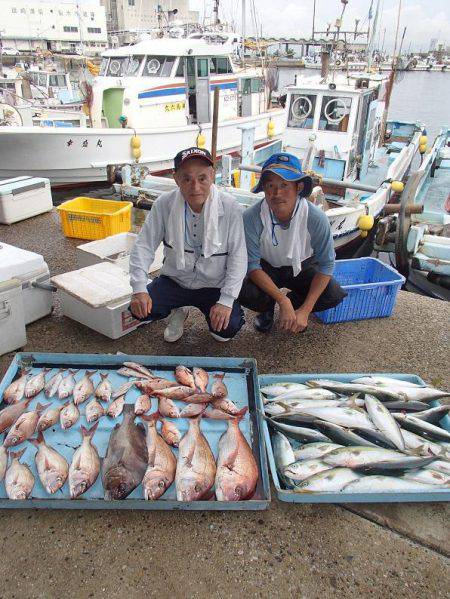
[{"xmin": 0, "ymin": 209, "xmax": 449, "ymax": 598}]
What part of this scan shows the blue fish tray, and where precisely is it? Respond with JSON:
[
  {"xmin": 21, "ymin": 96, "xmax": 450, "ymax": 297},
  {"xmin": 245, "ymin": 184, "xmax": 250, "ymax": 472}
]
[
  {"xmin": 315, "ymin": 258, "xmax": 405, "ymax": 323},
  {"xmin": 259, "ymin": 372, "xmax": 450, "ymax": 503},
  {"xmin": 0, "ymin": 353, "xmax": 270, "ymax": 510}
]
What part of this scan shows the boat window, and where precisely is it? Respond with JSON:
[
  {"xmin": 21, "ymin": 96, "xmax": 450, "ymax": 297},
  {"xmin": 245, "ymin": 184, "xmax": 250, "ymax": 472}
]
[
  {"xmin": 251, "ymin": 78, "xmax": 263, "ymax": 93},
  {"xmin": 288, "ymin": 93, "xmax": 316, "ymax": 129},
  {"xmin": 161, "ymin": 56, "xmax": 175, "ymax": 77},
  {"xmin": 197, "ymin": 58, "xmax": 209, "ymax": 77},
  {"xmin": 175, "ymin": 58, "xmax": 184, "ymax": 77},
  {"xmin": 106, "ymin": 56, "xmax": 143, "ymax": 77},
  {"xmin": 125, "ymin": 56, "xmax": 144, "ymax": 76},
  {"xmin": 216, "ymin": 57, "xmax": 232, "ymax": 74},
  {"xmin": 49, "ymin": 74, "xmax": 66, "ymax": 87},
  {"xmin": 100, "ymin": 58, "xmax": 109, "ymax": 75},
  {"xmin": 242, "ymin": 78, "xmax": 251, "ymax": 95},
  {"xmin": 319, "ymin": 96, "xmax": 352, "ymax": 132},
  {"xmin": 209, "ymin": 58, "xmax": 217, "ymax": 74},
  {"xmin": 144, "ymin": 56, "xmax": 176, "ymax": 77}
]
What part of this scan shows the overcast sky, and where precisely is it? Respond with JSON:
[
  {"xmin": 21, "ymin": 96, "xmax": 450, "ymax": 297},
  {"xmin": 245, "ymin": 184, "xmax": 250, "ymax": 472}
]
[{"xmin": 191, "ymin": 0, "xmax": 450, "ymax": 52}]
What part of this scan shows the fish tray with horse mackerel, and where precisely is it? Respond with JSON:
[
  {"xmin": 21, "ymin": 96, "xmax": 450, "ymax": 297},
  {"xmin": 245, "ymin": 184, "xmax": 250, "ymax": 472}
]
[{"xmin": 0, "ymin": 353, "xmax": 269, "ymax": 510}]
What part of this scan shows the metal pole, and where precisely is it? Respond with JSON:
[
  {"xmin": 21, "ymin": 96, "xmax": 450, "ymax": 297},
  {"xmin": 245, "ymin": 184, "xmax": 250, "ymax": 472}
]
[
  {"xmin": 0, "ymin": 30, "xmax": 3, "ymax": 78},
  {"xmin": 312, "ymin": 0, "xmax": 316, "ymax": 38},
  {"xmin": 211, "ymin": 87, "xmax": 220, "ymax": 165},
  {"xmin": 241, "ymin": 0, "xmax": 246, "ymax": 66},
  {"xmin": 367, "ymin": 0, "xmax": 381, "ymax": 70}
]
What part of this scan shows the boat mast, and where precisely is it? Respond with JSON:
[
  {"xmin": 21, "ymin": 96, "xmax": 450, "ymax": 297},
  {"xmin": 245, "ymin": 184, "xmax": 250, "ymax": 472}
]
[
  {"xmin": 367, "ymin": 0, "xmax": 381, "ymax": 70},
  {"xmin": 213, "ymin": 0, "xmax": 220, "ymax": 25},
  {"xmin": 241, "ymin": 0, "xmax": 246, "ymax": 66}
]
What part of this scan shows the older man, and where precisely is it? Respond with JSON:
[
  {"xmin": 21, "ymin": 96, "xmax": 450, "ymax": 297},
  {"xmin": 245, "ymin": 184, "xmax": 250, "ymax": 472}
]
[
  {"xmin": 129, "ymin": 147, "xmax": 247, "ymax": 342},
  {"xmin": 239, "ymin": 152, "xmax": 346, "ymax": 333}
]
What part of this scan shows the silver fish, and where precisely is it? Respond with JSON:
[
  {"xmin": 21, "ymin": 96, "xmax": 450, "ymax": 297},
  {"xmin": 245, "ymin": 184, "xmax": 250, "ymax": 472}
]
[
  {"xmin": 401, "ymin": 429, "xmax": 450, "ymax": 460},
  {"xmin": 267, "ymin": 388, "xmax": 337, "ymax": 403},
  {"xmin": 29, "ymin": 431, "xmax": 69, "ymax": 494},
  {"xmin": 295, "ymin": 468, "xmax": 362, "ymax": 493},
  {"xmin": 365, "ymin": 394, "xmax": 405, "ymax": 451},
  {"xmin": 73, "ymin": 371, "xmax": 96, "ymax": 405},
  {"xmin": 272, "ymin": 431, "xmax": 296, "ymax": 473},
  {"xmin": 412, "ymin": 405, "xmax": 450, "ymax": 424},
  {"xmin": 266, "ymin": 417, "xmax": 330, "ymax": 443},
  {"xmin": 382, "ymin": 400, "xmax": 430, "ymax": 412},
  {"xmin": 85, "ymin": 399, "xmax": 105, "ymax": 423},
  {"xmin": 4, "ymin": 402, "xmax": 49, "ymax": 447},
  {"xmin": 160, "ymin": 419, "xmax": 181, "ymax": 448},
  {"xmin": 313, "ymin": 421, "xmax": 378, "ymax": 448},
  {"xmin": 158, "ymin": 397, "xmax": 180, "ymax": 419},
  {"xmin": 283, "ymin": 459, "xmax": 333, "ymax": 483},
  {"xmin": 24, "ymin": 369, "xmax": 50, "ymax": 398},
  {"xmin": 353, "ymin": 377, "xmax": 450, "ymax": 401},
  {"xmin": 117, "ymin": 368, "xmax": 150, "ymax": 379},
  {"xmin": 260, "ymin": 383, "xmax": 309, "ymax": 397},
  {"xmin": 141, "ymin": 414, "xmax": 176, "ymax": 500},
  {"xmin": 193, "ymin": 367, "xmax": 209, "ymax": 393},
  {"xmin": 123, "ymin": 362, "xmax": 153, "ymax": 377},
  {"xmin": 402, "ymin": 468, "xmax": 450, "ymax": 486},
  {"xmin": 307, "ymin": 380, "xmax": 405, "ymax": 401},
  {"xmin": 102, "ymin": 405, "xmax": 148, "ymax": 500},
  {"xmin": 37, "ymin": 405, "xmax": 63, "ymax": 432},
  {"xmin": 0, "ymin": 441, "xmax": 7, "ymax": 480},
  {"xmin": 293, "ymin": 442, "xmax": 343, "ymax": 461},
  {"xmin": 215, "ymin": 418, "xmax": 259, "ymax": 501},
  {"xmin": 112, "ymin": 381, "xmax": 135, "ymax": 399},
  {"xmin": 5, "ymin": 448, "xmax": 35, "ymax": 499},
  {"xmin": 60, "ymin": 401, "xmax": 80, "ymax": 430},
  {"xmin": 175, "ymin": 365, "xmax": 196, "ymax": 389},
  {"xmin": 290, "ymin": 406, "xmax": 375, "ymax": 430},
  {"xmin": 175, "ymin": 416, "xmax": 216, "ymax": 501},
  {"xmin": 95, "ymin": 373, "xmax": 112, "ymax": 402},
  {"xmin": 323, "ymin": 446, "xmax": 436, "ymax": 471},
  {"xmin": 352, "ymin": 376, "xmax": 425, "ymax": 388},
  {"xmin": 44, "ymin": 369, "xmax": 65, "ymax": 398},
  {"xmin": 211, "ymin": 373, "xmax": 228, "ymax": 399},
  {"xmin": 69, "ymin": 422, "xmax": 100, "ymax": 499},
  {"xmin": 106, "ymin": 395, "xmax": 125, "ymax": 418},
  {"xmin": 58, "ymin": 370, "xmax": 78, "ymax": 400},
  {"xmin": 343, "ymin": 475, "xmax": 436, "ymax": 493},
  {"xmin": 3, "ymin": 369, "xmax": 30, "ymax": 404},
  {"xmin": 425, "ymin": 460, "xmax": 450, "ymax": 476},
  {"xmin": 394, "ymin": 413, "xmax": 450, "ymax": 442},
  {"xmin": 134, "ymin": 394, "xmax": 152, "ymax": 416}
]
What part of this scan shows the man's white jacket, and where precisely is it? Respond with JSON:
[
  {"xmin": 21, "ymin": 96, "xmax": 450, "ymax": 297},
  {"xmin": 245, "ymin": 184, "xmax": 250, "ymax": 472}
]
[{"xmin": 129, "ymin": 186, "xmax": 248, "ymax": 308}]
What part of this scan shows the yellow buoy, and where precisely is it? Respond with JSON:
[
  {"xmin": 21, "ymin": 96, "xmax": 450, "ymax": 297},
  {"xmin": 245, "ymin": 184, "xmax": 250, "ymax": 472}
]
[
  {"xmin": 419, "ymin": 135, "xmax": 428, "ymax": 145},
  {"xmin": 391, "ymin": 180, "xmax": 404, "ymax": 193},
  {"xmin": 267, "ymin": 120, "xmax": 275, "ymax": 138},
  {"xmin": 132, "ymin": 147, "xmax": 142, "ymax": 161},
  {"xmin": 419, "ymin": 143, "xmax": 427, "ymax": 154},
  {"xmin": 358, "ymin": 214, "xmax": 374, "ymax": 238},
  {"xmin": 131, "ymin": 135, "xmax": 141, "ymax": 149},
  {"xmin": 196, "ymin": 133, "xmax": 206, "ymax": 148},
  {"xmin": 232, "ymin": 170, "xmax": 256, "ymax": 189}
]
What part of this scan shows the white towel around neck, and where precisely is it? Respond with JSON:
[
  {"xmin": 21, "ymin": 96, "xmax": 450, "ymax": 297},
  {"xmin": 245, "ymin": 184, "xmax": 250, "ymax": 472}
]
[
  {"xmin": 260, "ymin": 197, "xmax": 312, "ymax": 276},
  {"xmin": 166, "ymin": 184, "xmax": 222, "ymax": 269}
]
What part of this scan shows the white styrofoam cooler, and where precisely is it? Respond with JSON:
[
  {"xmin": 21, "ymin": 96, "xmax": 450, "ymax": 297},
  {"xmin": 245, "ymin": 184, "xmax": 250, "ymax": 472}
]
[
  {"xmin": 0, "ymin": 176, "xmax": 53, "ymax": 224},
  {"xmin": 52, "ymin": 262, "xmax": 148, "ymax": 339},
  {"xmin": 76, "ymin": 233, "xmax": 164, "ymax": 274},
  {"xmin": 0, "ymin": 279, "xmax": 27, "ymax": 355},
  {"xmin": 0, "ymin": 243, "xmax": 53, "ymax": 325}
]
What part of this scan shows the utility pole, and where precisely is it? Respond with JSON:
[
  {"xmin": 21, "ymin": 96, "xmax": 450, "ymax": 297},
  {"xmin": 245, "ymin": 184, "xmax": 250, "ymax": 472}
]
[{"xmin": 312, "ymin": 0, "xmax": 316, "ymax": 39}]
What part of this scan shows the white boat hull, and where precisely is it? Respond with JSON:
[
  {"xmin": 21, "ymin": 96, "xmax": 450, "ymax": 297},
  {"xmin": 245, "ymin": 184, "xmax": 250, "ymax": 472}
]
[{"xmin": 0, "ymin": 110, "xmax": 286, "ymax": 186}]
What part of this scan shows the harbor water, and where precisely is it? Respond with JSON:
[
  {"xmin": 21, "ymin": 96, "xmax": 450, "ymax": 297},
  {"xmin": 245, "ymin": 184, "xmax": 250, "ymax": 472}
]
[{"xmin": 277, "ymin": 69, "xmax": 450, "ymax": 141}]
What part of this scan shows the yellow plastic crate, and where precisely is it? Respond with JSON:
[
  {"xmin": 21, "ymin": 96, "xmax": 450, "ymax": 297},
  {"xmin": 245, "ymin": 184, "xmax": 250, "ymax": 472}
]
[{"xmin": 57, "ymin": 197, "xmax": 133, "ymax": 240}]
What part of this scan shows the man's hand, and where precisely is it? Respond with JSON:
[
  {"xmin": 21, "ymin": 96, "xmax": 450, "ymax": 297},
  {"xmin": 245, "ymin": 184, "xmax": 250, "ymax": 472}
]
[
  {"xmin": 210, "ymin": 303, "xmax": 232, "ymax": 332},
  {"xmin": 130, "ymin": 292, "xmax": 152, "ymax": 319},
  {"xmin": 278, "ymin": 297, "xmax": 297, "ymax": 331},
  {"xmin": 292, "ymin": 306, "xmax": 311, "ymax": 333}
]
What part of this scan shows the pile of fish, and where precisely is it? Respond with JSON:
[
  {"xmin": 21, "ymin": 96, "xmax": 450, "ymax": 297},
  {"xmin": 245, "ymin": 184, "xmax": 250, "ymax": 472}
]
[
  {"xmin": 263, "ymin": 376, "xmax": 450, "ymax": 494},
  {"xmin": 0, "ymin": 362, "xmax": 259, "ymax": 502}
]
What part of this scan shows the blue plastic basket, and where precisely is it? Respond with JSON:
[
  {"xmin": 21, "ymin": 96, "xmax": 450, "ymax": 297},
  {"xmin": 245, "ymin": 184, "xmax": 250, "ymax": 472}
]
[{"xmin": 316, "ymin": 257, "xmax": 405, "ymax": 324}]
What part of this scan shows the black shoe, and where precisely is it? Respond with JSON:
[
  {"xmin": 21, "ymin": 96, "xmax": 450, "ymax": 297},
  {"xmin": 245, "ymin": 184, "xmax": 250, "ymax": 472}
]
[{"xmin": 254, "ymin": 309, "xmax": 274, "ymax": 333}]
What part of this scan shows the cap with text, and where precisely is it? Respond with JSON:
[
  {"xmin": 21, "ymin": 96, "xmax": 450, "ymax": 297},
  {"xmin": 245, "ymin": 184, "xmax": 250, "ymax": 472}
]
[{"xmin": 174, "ymin": 147, "xmax": 214, "ymax": 170}]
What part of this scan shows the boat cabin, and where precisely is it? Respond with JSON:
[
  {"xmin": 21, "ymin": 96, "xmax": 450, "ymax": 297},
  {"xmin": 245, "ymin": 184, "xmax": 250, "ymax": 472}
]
[
  {"xmin": 282, "ymin": 74, "xmax": 389, "ymax": 182},
  {"xmin": 91, "ymin": 38, "xmax": 267, "ymax": 129}
]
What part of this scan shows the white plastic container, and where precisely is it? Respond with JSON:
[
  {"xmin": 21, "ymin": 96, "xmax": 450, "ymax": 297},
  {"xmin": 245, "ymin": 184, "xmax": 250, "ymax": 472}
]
[
  {"xmin": 0, "ymin": 278, "xmax": 27, "ymax": 355},
  {"xmin": 76, "ymin": 233, "xmax": 164, "ymax": 274},
  {"xmin": 0, "ymin": 243, "xmax": 52, "ymax": 324},
  {"xmin": 0, "ymin": 176, "xmax": 53, "ymax": 224},
  {"xmin": 58, "ymin": 291, "xmax": 148, "ymax": 339}
]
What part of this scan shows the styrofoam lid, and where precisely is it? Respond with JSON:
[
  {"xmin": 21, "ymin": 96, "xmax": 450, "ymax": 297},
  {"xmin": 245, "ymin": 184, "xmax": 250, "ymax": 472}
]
[{"xmin": 0, "ymin": 242, "xmax": 46, "ymax": 282}]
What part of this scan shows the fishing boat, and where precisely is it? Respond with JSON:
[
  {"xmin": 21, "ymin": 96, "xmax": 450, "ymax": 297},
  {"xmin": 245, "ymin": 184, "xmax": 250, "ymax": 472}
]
[
  {"xmin": 0, "ymin": 37, "xmax": 285, "ymax": 186},
  {"xmin": 376, "ymin": 129, "xmax": 450, "ymax": 300}
]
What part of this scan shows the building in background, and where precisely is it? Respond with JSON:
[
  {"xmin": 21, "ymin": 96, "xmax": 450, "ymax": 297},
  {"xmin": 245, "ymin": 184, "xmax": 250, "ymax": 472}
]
[
  {"xmin": 0, "ymin": 0, "xmax": 107, "ymax": 56},
  {"xmin": 101, "ymin": 0, "xmax": 199, "ymax": 45}
]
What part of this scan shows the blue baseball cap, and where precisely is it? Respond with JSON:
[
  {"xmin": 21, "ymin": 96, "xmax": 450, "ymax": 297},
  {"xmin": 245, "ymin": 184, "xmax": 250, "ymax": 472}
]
[{"xmin": 253, "ymin": 152, "xmax": 313, "ymax": 196}]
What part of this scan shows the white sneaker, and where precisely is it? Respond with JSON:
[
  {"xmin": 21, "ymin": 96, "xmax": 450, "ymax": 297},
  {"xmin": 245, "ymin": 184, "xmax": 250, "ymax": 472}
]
[
  {"xmin": 210, "ymin": 331, "xmax": 231, "ymax": 343},
  {"xmin": 163, "ymin": 307, "xmax": 190, "ymax": 343}
]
